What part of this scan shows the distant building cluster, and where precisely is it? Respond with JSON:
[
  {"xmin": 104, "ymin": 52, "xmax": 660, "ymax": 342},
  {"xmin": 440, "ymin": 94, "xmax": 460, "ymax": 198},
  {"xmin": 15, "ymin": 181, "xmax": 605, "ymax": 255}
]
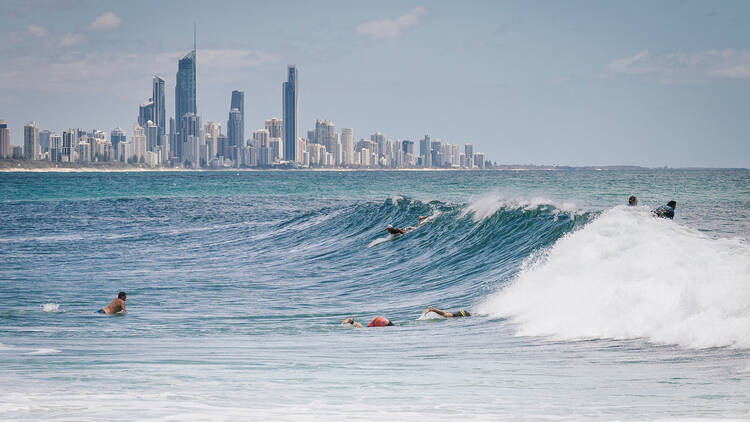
[{"xmin": 0, "ymin": 34, "xmax": 493, "ymax": 170}]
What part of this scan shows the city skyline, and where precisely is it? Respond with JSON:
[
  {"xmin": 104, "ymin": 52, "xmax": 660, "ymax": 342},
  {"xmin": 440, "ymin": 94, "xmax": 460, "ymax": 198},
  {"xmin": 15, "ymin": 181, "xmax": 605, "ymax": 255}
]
[{"xmin": 0, "ymin": 1, "xmax": 749, "ymax": 167}]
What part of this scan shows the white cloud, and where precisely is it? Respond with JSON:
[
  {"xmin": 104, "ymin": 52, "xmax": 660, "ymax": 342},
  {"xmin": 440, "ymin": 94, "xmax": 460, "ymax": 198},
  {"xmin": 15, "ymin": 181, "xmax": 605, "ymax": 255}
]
[
  {"xmin": 610, "ymin": 49, "xmax": 750, "ymax": 83},
  {"xmin": 88, "ymin": 12, "xmax": 122, "ymax": 31},
  {"xmin": 60, "ymin": 33, "xmax": 86, "ymax": 46},
  {"xmin": 27, "ymin": 24, "xmax": 48, "ymax": 37},
  {"xmin": 356, "ymin": 6, "xmax": 428, "ymax": 40},
  {"xmin": 0, "ymin": 48, "xmax": 279, "ymax": 94}
]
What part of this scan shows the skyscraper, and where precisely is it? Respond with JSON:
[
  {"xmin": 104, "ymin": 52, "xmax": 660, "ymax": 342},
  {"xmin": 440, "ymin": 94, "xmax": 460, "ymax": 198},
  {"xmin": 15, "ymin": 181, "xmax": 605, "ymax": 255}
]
[
  {"xmin": 39, "ymin": 130, "xmax": 51, "ymax": 154},
  {"xmin": 50, "ymin": 134, "xmax": 62, "ymax": 162},
  {"xmin": 153, "ymin": 76, "xmax": 166, "ymax": 136},
  {"xmin": 282, "ymin": 65, "xmax": 298, "ymax": 162},
  {"xmin": 175, "ymin": 33, "xmax": 197, "ymax": 137},
  {"xmin": 62, "ymin": 130, "xmax": 75, "ymax": 162},
  {"xmin": 0, "ymin": 120, "xmax": 10, "ymax": 159},
  {"xmin": 111, "ymin": 128, "xmax": 126, "ymax": 160},
  {"xmin": 464, "ymin": 143, "xmax": 474, "ymax": 168},
  {"xmin": 23, "ymin": 122, "xmax": 39, "ymax": 160},
  {"xmin": 228, "ymin": 108, "xmax": 243, "ymax": 162},
  {"xmin": 341, "ymin": 128, "xmax": 354, "ymax": 166},
  {"xmin": 265, "ymin": 118, "xmax": 283, "ymax": 139},
  {"xmin": 420, "ymin": 135, "xmax": 431, "ymax": 167},
  {"xmin": 138, "ymin": 99, "xmax": 154, "ymax": 127},
  {"xmin": 230, "ymin": 90, "xmax": 244, "ymax": 142}
]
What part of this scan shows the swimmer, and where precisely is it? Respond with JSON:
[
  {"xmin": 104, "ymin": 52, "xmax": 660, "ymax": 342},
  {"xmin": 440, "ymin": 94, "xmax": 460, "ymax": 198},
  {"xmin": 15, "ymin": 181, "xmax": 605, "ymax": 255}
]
[
  {"xmin": 422, "ymin": 306, "xmax": 471, "ymax": 318},
  {"xmin": 628, "ymin": 195, "xmax": 638, "ymax": 206},
  {"xmin": 652, "ymin": 200, "xmax": 676, "ymax": 219},
  {"xmin": 342, "ymin": 316, "xmax": 393, "ymax": 328},
  {"xmin": 386, "ymin": 215, "xmax": 429, "ymax": 235},
  {"xmin": 97, "ymin": 292, "xmax": 127, "ymax": 314}
]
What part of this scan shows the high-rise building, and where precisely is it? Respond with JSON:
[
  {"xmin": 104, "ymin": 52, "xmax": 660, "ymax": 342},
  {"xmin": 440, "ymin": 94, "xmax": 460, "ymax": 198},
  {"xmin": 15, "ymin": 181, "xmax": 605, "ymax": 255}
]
[
  {"xmin": 314, "ymin": 120, "xmax": 336, "ymax": 152},
  {"xmin": 50, "ymin": 134, "xmax": 62, "ymax": 162},
  {"xmin": 341, "ymin": 128, "xmax": 354, "ymax": 166},
  {"xmin": 179, "ymin": 113, "xmax": 201, "ymax": 164},
  {"xmin": 111, "ymin": 127, "xmax": 126, "ymax": 160},
  {"xmin": 282, "ymin": 65, "xmax": 298, "ymax": 162},
  {"xmin": 371, "ymin": 132, "xmax": 386, "ymax": 158},
  {"xmin": 230, "ymin": 90, "xmax": 244, "ymax": 141},
  {"xmin": 131, "ymin": 122, "xmax": 147, "ymax": 162},
  {"xmin": 0, "ymin": 120, "xmax": 10, "ymax": 159},
  {"xmin": 23, "ymin": 122, "xmax": 39, "ymax": 160},
  {"xmin": 420, "ymin": 135, "xmax": 431, "ymax": 167},
  {"xmin": 138, "ymin": 99, "xmax": 154, "ymax": 127},
  {"xmin": 464, "ymin": 143, "xmax": 474, "ymax": 168},
  {"xmin": 146, "ymin": 121, "xmax": 158, "ymax": 152},
  {"xmin": 265, "ymin": 118, "xmax": 283, "ymax": 138},
  {"xmin": 402, "ymin": 140, "xmax": 414, "ymax": 155},
  {"xmin": 175, "ymin": 34, "xmax": 197, "ymax": 135},
  {"xmin": 227, "ymin": 108, "xmax": 245, "ymax": 155},
  {"xmin": 39, "ymin": 130, "xmax": 51, "ymax": 154},
  {"xmin": 62, "ymin": 130, "xmax": 76, "ymax": 162},
  {"xmin": 153, "ymin": 76, "xmax": 166, "ymax": 136}
]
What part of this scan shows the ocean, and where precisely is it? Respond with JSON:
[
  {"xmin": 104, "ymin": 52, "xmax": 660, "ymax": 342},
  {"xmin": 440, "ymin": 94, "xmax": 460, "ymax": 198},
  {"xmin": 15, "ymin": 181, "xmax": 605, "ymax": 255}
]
[{"xmin": 0, "ymin": 169, "xmax": 749, "ymax": 421}]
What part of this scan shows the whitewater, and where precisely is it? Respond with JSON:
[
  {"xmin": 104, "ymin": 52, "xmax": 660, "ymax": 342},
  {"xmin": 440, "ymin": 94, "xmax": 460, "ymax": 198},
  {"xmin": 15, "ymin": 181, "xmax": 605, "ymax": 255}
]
[{"xmin": 0, "ymin": 169, "xmax": 748, "ymax": 421}]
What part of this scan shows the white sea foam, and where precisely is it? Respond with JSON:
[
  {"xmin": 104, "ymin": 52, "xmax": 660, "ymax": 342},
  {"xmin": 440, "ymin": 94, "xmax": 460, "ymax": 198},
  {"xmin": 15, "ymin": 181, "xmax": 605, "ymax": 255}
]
[
  {"xmin": 26, "ymin": 348, "xmax": 61, "ymax": 355},
  {"xmin": 478, "ymin": 206, "xmax": 750, "ymax": 349},
  {"xmin": 461, "ymin": 192, "xmax": 582, "ymax": 222},
  {"xmin": 41, "ymin": 303, "xmax": 63, "ymax": 313}
]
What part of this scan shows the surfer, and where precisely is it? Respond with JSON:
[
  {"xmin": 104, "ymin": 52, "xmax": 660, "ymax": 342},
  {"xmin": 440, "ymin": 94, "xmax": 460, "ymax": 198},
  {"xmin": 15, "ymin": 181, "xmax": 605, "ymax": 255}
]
[
  {"xmin": 342, "ymin": 316, "xmax": 393, "ymax": 328},
  {"xmin": 422, "ymin": 306, "xmax": 471, "ymax": 318},
  {"xmin": 97, "ymin": 292, "xmax": 127, "ymax": 314},
  {"xmin": 628, "ymin": 195, "xmax": 638, "ymax": 206},
  {"xmin": 652, "ymin": 200, "xmax": 676, "ymax": 219},
  {"xmin": 386, "ymin": 215, "xmax": 429, "ymax": 235}
]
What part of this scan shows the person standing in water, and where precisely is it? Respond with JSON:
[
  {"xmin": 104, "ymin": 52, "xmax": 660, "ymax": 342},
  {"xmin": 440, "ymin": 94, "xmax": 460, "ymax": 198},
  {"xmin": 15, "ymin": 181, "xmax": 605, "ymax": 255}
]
[
  {"xmin": 97, "ymin": 292, "xmax": 127, "ymax": 314},
  {"xmin": 628, "ymin": 196, "xmax": 638, "ymax": 206}
]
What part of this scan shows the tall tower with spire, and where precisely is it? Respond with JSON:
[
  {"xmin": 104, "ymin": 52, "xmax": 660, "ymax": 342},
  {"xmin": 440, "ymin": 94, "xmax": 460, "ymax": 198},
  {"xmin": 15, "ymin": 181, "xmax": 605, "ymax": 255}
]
[{"xmin": 175, "ymin": 25, "xmax": 197, "ymax": 159}]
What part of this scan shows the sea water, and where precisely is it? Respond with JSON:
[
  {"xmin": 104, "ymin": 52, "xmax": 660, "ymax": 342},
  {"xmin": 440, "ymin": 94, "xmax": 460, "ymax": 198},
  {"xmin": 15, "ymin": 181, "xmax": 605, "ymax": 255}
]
[{"xmin": 0, "ymin": 169, "xmax": 748, "ymax": 421}]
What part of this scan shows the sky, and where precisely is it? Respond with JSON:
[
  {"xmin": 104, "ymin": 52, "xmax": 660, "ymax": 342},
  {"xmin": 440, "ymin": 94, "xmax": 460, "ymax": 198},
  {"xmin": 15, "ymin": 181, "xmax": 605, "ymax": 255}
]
[{"xmin": 0, "ymin": 0, "xmax": 748, "ymax": 167}]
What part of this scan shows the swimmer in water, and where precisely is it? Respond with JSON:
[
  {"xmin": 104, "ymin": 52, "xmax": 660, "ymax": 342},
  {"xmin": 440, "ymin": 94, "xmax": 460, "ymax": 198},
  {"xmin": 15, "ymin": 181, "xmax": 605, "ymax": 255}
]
[
  {"xmin": 422, "ymin": 306, "xmax": 471, "ymax": 318},
  {"xmin": 652, "ymin": 200, "xmax": 676, "ymax": 219},
  {"xmin": 342, "ymin": 316, "xmax": 393, "ymax": 328},
  {"xmin": 97, "ymin": 292, "xmax": 127, "ymax": 314},
  {"xmin": 386, "ymin": 215, "xmax": 429, "ymax": 235},
  {"xmin": 628, "ymin": 195, "xmax": 638, "ymax": 206}
]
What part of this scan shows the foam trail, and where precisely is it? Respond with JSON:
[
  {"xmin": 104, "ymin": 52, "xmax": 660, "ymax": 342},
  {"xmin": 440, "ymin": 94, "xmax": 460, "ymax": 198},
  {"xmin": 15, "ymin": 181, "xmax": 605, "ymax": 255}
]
[
  {"xmin": 41, "ymin": 303, "xmax": 63, "ymax": 313},
  {"xmin": 478, "ymin": 206, "xmax": 750, "ymax": 349},
  {"xmin": 26, "ymin": 348, "xmax": 61, "ymax": 355}
]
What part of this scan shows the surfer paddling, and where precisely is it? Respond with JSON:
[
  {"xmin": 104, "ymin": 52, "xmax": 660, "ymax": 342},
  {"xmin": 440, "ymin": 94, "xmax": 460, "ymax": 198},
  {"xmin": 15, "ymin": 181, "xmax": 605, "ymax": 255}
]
[
  {"xmin": 97, "ymin": 292, "xmax": 127, "ymax": 314},
  {"xmin": 422, "ymin": 306, "xmax": 471, "ymax": 318},
  {"xmin": 342, "ymin": 316, "xmax": 392, "ymax": 328},
  {"xmin": 386, "ymin": 215, "xmax": 429, "ymax": 235}
]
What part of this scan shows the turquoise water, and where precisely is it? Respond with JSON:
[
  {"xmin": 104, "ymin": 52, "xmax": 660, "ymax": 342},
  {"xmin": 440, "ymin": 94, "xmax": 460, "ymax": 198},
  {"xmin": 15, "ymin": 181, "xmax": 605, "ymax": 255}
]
[{"xmin": 1, "ymin": 169, "xmax": 749, "ymax": 420}]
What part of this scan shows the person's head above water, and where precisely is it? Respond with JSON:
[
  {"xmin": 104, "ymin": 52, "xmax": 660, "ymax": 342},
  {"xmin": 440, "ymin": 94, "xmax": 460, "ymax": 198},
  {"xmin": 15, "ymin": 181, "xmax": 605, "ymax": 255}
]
[
  {"xmin": 667, "ymin": 200, "xmax": 676, "ymax": 209},
  {"xmin": 368, "ymin": 316, "xmax": 393, "ymax": 327},
  {"xmin": 628, "ymin": 196, "xmax": 638, "ymax": 206},
  {"xmin": 118, "ymin": 292, "xmax": 127, "ymax": 300}
]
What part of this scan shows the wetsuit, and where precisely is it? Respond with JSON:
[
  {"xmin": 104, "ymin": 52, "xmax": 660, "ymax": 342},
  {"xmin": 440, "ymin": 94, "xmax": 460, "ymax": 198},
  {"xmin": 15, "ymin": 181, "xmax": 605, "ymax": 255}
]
[
  {"xmin": 652, "ymin": 205, "xmax": 675, "ymax": 219},
  {"xmin": 453, "ymin": 310, "xmax": 471, "ymax": 317}
]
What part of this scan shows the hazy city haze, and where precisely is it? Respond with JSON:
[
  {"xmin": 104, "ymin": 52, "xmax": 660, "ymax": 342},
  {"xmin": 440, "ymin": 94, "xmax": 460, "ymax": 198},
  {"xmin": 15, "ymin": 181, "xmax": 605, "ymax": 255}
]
[{"xmin": 0, "ymin": 0, "xmax": 748, "ymax": 167}]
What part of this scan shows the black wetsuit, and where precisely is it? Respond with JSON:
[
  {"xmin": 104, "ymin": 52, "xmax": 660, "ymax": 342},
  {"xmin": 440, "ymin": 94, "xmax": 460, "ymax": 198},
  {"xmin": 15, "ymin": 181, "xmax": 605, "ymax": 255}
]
[
  {"xmin": 652, "ymin": 205, "xmax": 675, "ymax": 219},
  {"xmin": 453, "ymin": 310, "xmax": 471, "ymax": 317}
]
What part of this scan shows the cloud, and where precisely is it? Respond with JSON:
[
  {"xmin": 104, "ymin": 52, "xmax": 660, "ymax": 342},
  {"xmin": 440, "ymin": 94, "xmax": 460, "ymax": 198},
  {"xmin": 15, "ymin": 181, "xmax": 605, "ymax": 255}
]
[
  {"xmin": 610, "ymin": 49, "xmax": 750, "ymax": 83},
  {"xmin": 27, "ymin": 24, "xmax": 48, "ymax": 37},
  {"xmin": 60, "ymin": 33, "xmax": 86, "ymax": 46},
  {"xmin": 356, "ymin": 6, "xmax": 428, "ymax": 40},
  {"xmin": 0, "ymin": 48, "xmax": 279, "ymax": 95},
  {"xmin": 89, "ymin": 12, "xmax": 122, "ymax": 31}
]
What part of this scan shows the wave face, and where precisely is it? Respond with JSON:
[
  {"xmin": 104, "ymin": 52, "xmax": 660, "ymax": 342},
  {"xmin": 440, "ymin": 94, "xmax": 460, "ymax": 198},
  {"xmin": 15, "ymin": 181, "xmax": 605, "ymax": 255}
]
[{"xmin": 477, "ymin": 205, "xmax": 750, "ymax": 348}]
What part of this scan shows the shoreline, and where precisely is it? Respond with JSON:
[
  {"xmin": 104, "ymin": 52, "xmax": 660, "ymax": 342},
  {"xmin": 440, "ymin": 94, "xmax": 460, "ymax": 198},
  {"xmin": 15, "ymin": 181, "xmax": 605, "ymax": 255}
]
[{"xmin": 0, "ymin": 160, "xmax": 744, "ymax": 172}]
